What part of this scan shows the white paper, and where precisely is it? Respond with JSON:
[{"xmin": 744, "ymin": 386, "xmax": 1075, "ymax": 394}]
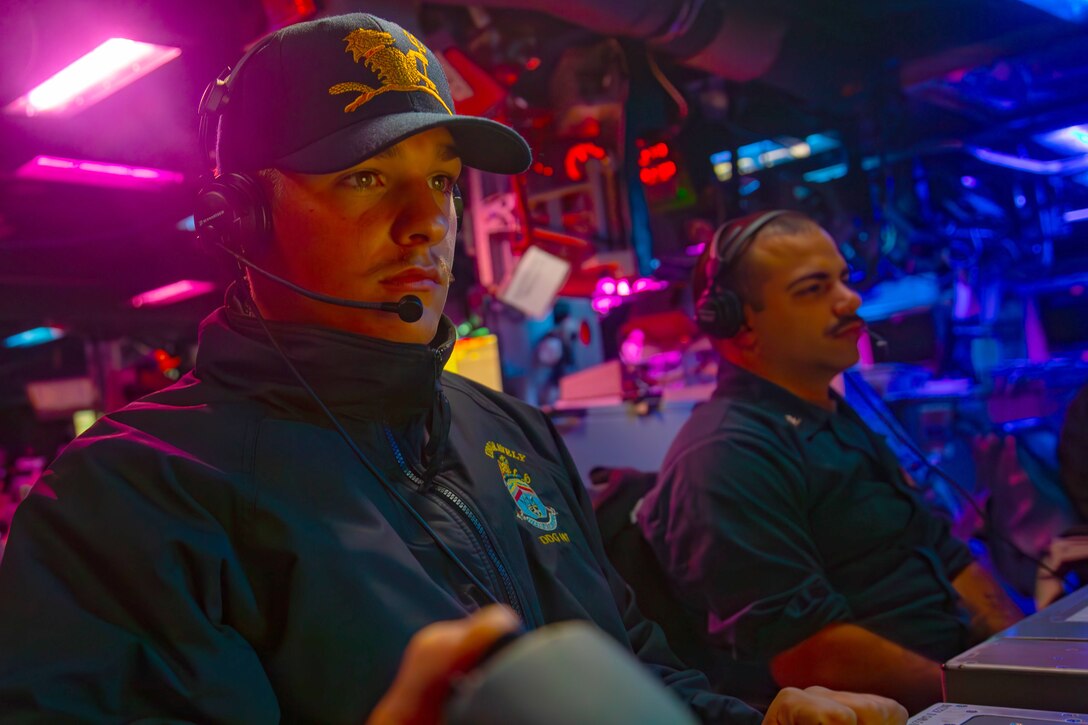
[{"xmin": 498, "ymin": 246, "xmax": 572, "ymax": 319}]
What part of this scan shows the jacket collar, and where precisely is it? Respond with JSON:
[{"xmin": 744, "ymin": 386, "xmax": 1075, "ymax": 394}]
[{"xmin": 194, "ymin": 289, "xmax": 456, "ymax": 425}]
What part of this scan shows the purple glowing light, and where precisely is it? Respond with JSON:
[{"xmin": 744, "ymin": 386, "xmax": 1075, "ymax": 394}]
[
  {"xmin": 953, "ymin": 279, "xmax": 974, "ymax": 320},
  {"xmin": 1036, "ymin": 124, "xmax": 1088, "ymax": 155},
  {"xmin": 968, "ymin": 146, "xmax": 1088, "ymax": 175},
  {"xmin": 619, "ymin": 329, "xmax": 646, "ymax": 365},
  {"xmin": 6, "ymin": 38, "xmax": 181, "ymax": 117},
  {"xmin": 960, "ymin": 175, "xmax": 978, "ymax": 188},
  {"xmin": 635, "ymin": 276, "xmax": 665, "ymax": 291},
  {"xmin": 17, "ymin": 155, "xmax": 184, "ymax": 189},
  {"xmin": 592, "ymin": 297, "xmax": 616, "ymax": 315},
  {"xmin": 1065, "ymin": 207, "xmax": 1088, "ymax": 223},
  {"xmin": 645, "ymin": 350, "xmax": 683, "ymax": 370},
  {"xmin": 685, "ymin": 243, "xmax": 706, "ymax": 257},
  {"xmin": 131, "ymin": 280, "xmax": 216, "ymax": 308},
  {"xmin": 591, "ymin": 276, "xmax": 670, "ymax": 316}
]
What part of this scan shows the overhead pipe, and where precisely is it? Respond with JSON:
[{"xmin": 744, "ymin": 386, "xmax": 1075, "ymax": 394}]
[
  {"xmin": 322, "ymin": 0, "xmax": 1083, "ymax": 108},
  {"xmin": 423, "ymin": 0, "xmax": 789, "ymax": 82}
]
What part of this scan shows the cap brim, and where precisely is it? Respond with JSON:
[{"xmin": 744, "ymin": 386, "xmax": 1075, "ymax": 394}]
[{"xmin": 275, "ymin": 112, "xmax": 531, "ymax": 175}]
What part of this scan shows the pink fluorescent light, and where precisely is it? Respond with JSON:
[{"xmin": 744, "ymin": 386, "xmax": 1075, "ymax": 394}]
[
  {"xmin": 131, "ymin": 280, "xmax": 216, "ymax": 308},
  {"xmin": 17, "ymin": 155, "xmax": 184, "ymax": 189},
  {"xmin": 7, "ymin": 38, "xmax": 181, "ymax": 117}
]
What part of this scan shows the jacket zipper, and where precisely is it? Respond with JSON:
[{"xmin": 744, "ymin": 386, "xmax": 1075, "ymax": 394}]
[
  {"xmin": 434, "ymin": 338, "xmax": 454, "ymax": 379},
  {"xmin": 383, "ymin": 426, "xmax": 524, "ymax": 619}
]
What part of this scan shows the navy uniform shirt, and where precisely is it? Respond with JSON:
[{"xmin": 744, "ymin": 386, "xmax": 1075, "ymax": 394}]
[{"xmin": 638, "ymin": 362, "xmax": 973, "ymax": 678}]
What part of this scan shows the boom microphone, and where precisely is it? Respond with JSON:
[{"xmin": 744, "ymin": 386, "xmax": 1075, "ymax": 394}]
[
  {"xmin": 865, "ymin": 326, "xmax": 889, "ymax": 348},
  {"xmin": 216, "ymin": 242, "xmax": 424, "ymax": 323}
]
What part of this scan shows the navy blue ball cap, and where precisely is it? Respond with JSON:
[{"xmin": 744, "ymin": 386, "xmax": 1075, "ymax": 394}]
[{"xmin": 214, "ymin": 13, "xmax": 531, "ymax": 175}]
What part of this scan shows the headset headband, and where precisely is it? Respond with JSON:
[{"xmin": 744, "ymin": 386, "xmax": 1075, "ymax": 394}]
[
  {"xmin": 707, "ymin": 210, "xmax": 791, "ymax": 286},
  {"xmin": 197, "ymin": 36, "xmax": 276, "ymax": 172}
]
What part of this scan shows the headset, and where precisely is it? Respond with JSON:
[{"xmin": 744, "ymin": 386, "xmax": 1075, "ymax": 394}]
[
  {"xmin": 193, "ymin": 38, "xmax": 462, "ymax": 324},
  {"xmin": 694, "ymin": 209, "xmax": 791, "ymax": 339},
  {"xmin": 194, "ymin": 36, "xmax": 276, "ymax": 260}
]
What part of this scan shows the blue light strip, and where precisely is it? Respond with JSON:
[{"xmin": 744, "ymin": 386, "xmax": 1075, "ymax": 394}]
[
  {"xmin": 3, "ymin": 326, "xmax": 65, "ymax": 349},
  {"xmin": 710, "ymin": 132, "xmax": 842, "ymax": 181},
  {"xmin": 1017, "ymin": 0, "xmax": 1088, "ymax": 22},
  {"xmin": 858, "ymin": 275, "xmax": 941, "ymax": 321},
  {"xmin": 803, "ymin": 163, "xmax": 849, "ymax": 184}
]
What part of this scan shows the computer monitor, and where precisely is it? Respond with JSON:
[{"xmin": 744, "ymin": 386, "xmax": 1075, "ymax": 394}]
[{"xmin": 1036, "ymin": 285, "xmax": 1088, "ymax": 356}]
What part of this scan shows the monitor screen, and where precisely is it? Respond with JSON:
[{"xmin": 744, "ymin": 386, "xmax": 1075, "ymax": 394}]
[
  {"xmin": 1037, "ymin": 287, "xmax": 1088, "ymax": 354},
  {"xmin": 867, "ymin": 310, "xmax": 939, "ymax": 365}
]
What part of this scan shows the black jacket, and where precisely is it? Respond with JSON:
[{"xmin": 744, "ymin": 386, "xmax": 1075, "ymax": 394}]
[{"xmin": 0, "ymin": 302, "xmax": 760, "ymax": 724}]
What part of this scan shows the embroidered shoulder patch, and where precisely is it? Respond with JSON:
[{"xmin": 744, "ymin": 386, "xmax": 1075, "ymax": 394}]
[{"xmin": 485, "ymin": 441, "xmax": 558, "ymax": 531}]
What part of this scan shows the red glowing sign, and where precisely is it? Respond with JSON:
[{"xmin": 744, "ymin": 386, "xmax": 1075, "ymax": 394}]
[
  {"xmin": 638, "ymin": 142, "xmax": 669, "ymax": 166},
  {"xmin": 637, "ymin": 141, "xmax": 677, "ymax": 186},
  {"xmin": 564, "ymin": 143, "xmax": 607, "ymax": 181},
  {"xmin": 260, "ymin": 0, "xmax": 316, "ymax": 29},
  {"xmin": 640, "ymin": 161, "xmax": 677, "ymax": 185},
  {"xmin": 153, "ymin": 348, "xmax": 182, "ymax": 374}
]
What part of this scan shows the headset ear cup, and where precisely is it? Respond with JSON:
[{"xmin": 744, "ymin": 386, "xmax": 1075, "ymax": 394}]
[
  {"xmin": 695, "ymin": 293, "xmax": 722, "ymax": 337},
  {"xmin": 194, "ymin": 172, "xmax": 272, "ymax": 259},
  {"xmin": 716, "ymin": 289, "xmax": 745, "ymax": 338},
  {"xmin": 696, "ymin": 287, "xmax": 745, "ymax": 339},
  {"xmin": 695, "ymin": 209, "xmax": 791, "ymax": 339}
]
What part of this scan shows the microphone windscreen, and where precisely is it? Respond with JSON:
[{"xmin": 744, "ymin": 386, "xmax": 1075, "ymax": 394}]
[
  {"xmin": 445, "ymin": 621, "xmax": 698, "ymax": 725},
  {"xmin": 397, "ymin": 295, "xmax": 424, "ymax": 323}
]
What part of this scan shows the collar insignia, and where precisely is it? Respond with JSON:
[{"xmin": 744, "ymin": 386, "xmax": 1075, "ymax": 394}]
[
  {"xmin": 485, "ymin": 441, "xmax": 558, "ymax": 531},
  {"xmin": 329, "ymin": 27, "xmax": 453, "ymax": 114},
  {"xmin": 785, "ymin": 414, "xmax": 802, "ymax": 427}
]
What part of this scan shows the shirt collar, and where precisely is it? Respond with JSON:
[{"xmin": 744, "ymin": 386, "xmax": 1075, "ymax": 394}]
[{"xmin": 713, "ymin": 361, "xmax": 834, "ymax": 437}]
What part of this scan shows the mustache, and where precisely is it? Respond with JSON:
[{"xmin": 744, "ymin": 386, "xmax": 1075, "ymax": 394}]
[{"xmin": 827, "ymin": 314, "xmax": 865, "ymax": 336}]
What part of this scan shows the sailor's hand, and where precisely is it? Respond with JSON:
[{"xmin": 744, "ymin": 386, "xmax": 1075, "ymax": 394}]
[
  {"xmin": 366, "ymin": 605, "xmax": 520, "ymax": 725},
  {"xmin": 763, "ymin": 685, "xmax": 908, "ymax": 725}
]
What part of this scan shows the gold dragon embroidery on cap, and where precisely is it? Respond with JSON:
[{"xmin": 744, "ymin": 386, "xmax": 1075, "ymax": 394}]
[{"xmin": 329, "ymin": 27, "xmax": 452, "ymax": 115}]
